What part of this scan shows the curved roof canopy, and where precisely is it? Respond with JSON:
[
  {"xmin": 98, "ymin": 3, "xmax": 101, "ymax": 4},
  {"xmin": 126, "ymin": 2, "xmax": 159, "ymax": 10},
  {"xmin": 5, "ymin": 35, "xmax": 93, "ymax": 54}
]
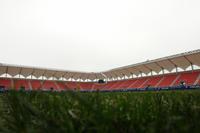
[{"xmin": 0, "ymin": 49, "xmax": 200, "ymax": 81}]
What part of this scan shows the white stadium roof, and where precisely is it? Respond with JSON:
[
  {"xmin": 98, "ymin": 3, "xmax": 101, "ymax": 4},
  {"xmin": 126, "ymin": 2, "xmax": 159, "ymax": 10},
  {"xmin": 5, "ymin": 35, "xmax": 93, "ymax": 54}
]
[{"xmin": 0, "ymin": 49, "xmax": 200, "ymax": 81}]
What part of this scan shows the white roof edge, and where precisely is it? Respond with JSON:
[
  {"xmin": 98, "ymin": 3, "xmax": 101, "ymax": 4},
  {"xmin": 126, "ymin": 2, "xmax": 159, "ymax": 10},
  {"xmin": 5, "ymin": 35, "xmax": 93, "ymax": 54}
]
[
  {"xmin": 0, "ymin": 49, "xmax": 200, "ymax": 80},
  {"xmin": 0, "ymin": 62, "xmax": 95, "ymax": 74},
  {"xmin": 103, "ymin": 49, "xmax": 200, "ymax": 72}
]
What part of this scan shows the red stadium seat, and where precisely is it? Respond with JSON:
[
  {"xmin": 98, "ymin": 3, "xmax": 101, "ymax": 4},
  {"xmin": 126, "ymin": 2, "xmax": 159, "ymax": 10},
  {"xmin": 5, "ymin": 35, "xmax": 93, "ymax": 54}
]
[
  {"xmin": 93, "ymin": 83, "xmax": 107, "ymax": 90},
  {"xmin": 157, "ymin": 74, "xmax": 178, "ymax": 87},
  {"xmin": 65, "ymin": 82, "xmax": 78, "ymax": 90},
  {"xmin": 79, "ymin": 82, "xmax": 94, "ymax": 90},
  {"xmin": 41, "ymin": 81, "xmax": 58, "ymax": 90},
  {"xmin": 56, "ymin": 82, "xmax": 67, "ymax": 90},
  {"xmin": 174, "ymin": 71, "xmax": 199, "ymax": 86},
  {"xmin": 127, "ymin": 79, "xmax": 138, "ymax": 88},
  {"xmin": 104, "ymin": 81, "xmax": 118, "ymax": 90},
  {"xmin": 140, "ymin": 76, "xmax": 163, "ymax": 88},
  {"xmin": 31, "ymin": 80, "xmax": 42, "ymax": 90},
  {"xmin": 131, "ymin": 78, "xmax": 148, "ymax": 89},
  {"xmin": 117, "ymin": 80, "xmax": 134, "ymax": 89},
  {"xmin": 109, "ymin": 81, "xmax": 124, "ymax": 90},
  {"xmin": 198, "ymin": 78, "xmax": 200, "ymax": 85},
  {"xmin": 1, "ymin": 70, "xmax": 200, "ymax": 91},
  {"xmin": 0, "ymin": 78, "xmax": 12, "ymax": 89},
  {"xmin": 14, "ymin": 79, "xmax": 30, "ymax": 90}
]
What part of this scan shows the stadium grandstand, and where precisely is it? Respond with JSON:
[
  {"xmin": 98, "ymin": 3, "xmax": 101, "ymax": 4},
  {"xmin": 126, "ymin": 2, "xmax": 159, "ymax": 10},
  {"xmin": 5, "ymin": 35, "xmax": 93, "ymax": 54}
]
[{"xmin": 0, "ymin": 49, "xmax": 200, "ymax": 92}]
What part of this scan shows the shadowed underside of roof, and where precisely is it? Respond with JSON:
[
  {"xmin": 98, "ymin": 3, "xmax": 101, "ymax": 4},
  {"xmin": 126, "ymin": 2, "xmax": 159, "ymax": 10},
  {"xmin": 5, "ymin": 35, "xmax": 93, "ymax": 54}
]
[{"xmin": 0, "ymin": 49, "xmax": 200, "ymax": 81}]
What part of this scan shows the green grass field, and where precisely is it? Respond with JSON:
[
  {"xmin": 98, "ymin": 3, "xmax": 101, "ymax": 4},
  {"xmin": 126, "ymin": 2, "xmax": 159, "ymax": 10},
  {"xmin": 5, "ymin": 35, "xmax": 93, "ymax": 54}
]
[{"xmin": 1, "ymin": 90, "xmax": 200, "ymax": 133}]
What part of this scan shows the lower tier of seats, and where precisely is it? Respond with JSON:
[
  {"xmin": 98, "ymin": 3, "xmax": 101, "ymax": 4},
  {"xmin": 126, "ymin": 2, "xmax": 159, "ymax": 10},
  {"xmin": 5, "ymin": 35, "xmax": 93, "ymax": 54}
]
[{"xmin": 0, "ymin": 70, "xmax": 200, "ymax": 91}]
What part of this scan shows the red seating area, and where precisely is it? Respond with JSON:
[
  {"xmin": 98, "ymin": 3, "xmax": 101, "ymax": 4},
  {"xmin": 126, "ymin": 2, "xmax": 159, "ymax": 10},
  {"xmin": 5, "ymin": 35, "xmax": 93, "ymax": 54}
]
[
  {"xmin": 30, "ymin": 80, "xmax": 42, "ymax": 90},
  {"xmin": 79, "ymin": 82, "xmax": 94, "ymax": 90},
  {"xmin": 41, "ymin": 81, "xmax": 58, "ymax": 90},
  {"xmin": 131, "ymin": 78, "xmax": 148, "ymax": 89},
  {"xmin": 117, "ymin": 80, "xmax": 134, "ymax": 89},
  {"xmin": 140, "ymin": 76, "xmax": 163, "ymax": 88},
  {"xmin": 0, "ymin": 70, "xmax": 200, "ymax": 91},
  {"xmin": 56, "ymin": 82, "xmax": 67, "ymax": 90},
  {"xmin": 14, "ymin": 80, "xmax": 30, "ymax": 90},
  {"xmin": 92, "ymin": 83, "xmax": 107, "ymax": 90},
  {"xmin": 198, "ymin": 78, "xmax": 200, "ymax": 85},
  {"xmin": 127, "ymin": 79, "xmax": 138, "ymax": 88},
  {"xmin": 103, "ymin": 81, "xmax": 119, "ymax": 90},
  {"xmin": 174, "ymin": 71, "xmax": 199, "ymax": 86},
  {"xmin": 158, "ymin": 74, "xmax": 178, "ymax": 87},
  {"xmin": 65, "ymin": 82, "xmax": 79, "ymax": 90},
  {"xmin": 0, "ymin": 79, "xmax": 11, "ymax": 89},
  {"xmin": 108, "ymin": 81, "xmax": 123, "ymax": 90}
]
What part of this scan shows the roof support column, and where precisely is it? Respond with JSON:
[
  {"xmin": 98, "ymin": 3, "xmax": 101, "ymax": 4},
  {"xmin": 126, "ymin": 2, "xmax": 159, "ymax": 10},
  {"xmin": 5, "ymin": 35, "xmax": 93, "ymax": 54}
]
[
  {"xmin": 155, "ymin": 62, "xmax": 165, "ymax": 74},
  {"xmin": 175, "ymin": 66, "xmax": 178, "ymax": 73},
  {"xmin": 19, "ymin": 67, "xmax": 22, "ymax": 78},
  {"xmin": 63, "ymin": 72, "xmax": 69, "ymax": 81},
  {"xmin": 52, "ymin": 72, "xmax": 57, "ymax": 80},
  {"xmin": 143, "ymin": 64, "xmax": 153, "ymax": 76},
  {"xmin": 5, "ymin": 66, "xmax": 8, "ymax": 78},
  {"xmin": 123, "ymin": 74, "xmax": 126, "ymax": 80},
  {"xmin": 30, "ymin": 69, "xmax": 35, "ymax": 79},
  {"xmin": 191, "ymin": 64, "xmax": 194, "ymax": 71},
  {"xmin": 168, "ymin": 59, "xmax": 178, "ymax": 73},
  {"xmin": 162, "ymin": 68, "xmax": 164, "ymax": 74},
  {"xmin": 140, "ymin": 71, "xmax": 142, "ymax": 77},
  {"xmin": 131, "ymin": 73, "xmax": 134, "ymax": 79},
  {"xmin": 150, "ymin": 70, "xmax": 153, "ymax": 76},
  {"xmin": 42, "ymin": 70, "xmax": 46, "ymax": 80},
  {"xmin": 184, "ymin": 56, "xmax": 194, "ymax": 71}
]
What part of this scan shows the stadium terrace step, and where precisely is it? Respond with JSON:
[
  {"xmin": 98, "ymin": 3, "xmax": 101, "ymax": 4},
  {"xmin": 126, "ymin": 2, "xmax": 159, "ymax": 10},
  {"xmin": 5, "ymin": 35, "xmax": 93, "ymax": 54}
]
[
  {"xmin": 118, "ymin": 80, "xmax": 135, "ymax": 89},
  {"xmin": 56, "ymin": 82, "xmax": 67, "ymax": 90},
  {"xmin": 127, "ymin": 79, "xmax": 138, "ymax": 89},
  {"xmin": 41, "ymin": 81, "xmax": 58, "ymax": 90},
  {"xmin": 158, "ymin": 74, "xmax": 178, "ymax": 88},
  {"xmin": 194, "ymin": 73, "xmax": 200, "ymax": 85},
  {"xmin": 155, "ymin": 76, "xmax": 165, "ymax": 87},
  {"xmin": 92, "ymin": 83, "xmax": 107, "ymax": 90},
  {"xmin": 132, "ymin": 78, "xmax": 148, "ymax": 89},
  {"xmin": 0, "ymin": 70, "xmax": 200, "ymax": 91},
  {"xmin": 170, "ymin": 74, "xmax": 180, "ymax": 87},
  {"xmin": 30, "ymin": 80, "xmax": 42, "ymax": 90},
  {"xmin": 174, "ymin": 71, "xmax": 199, "ymax": 86},
  {"xmin": 141, "ymin": 76, "xmax": 163, "ymax": 88},
  {"xmin": 14, "ymin": 80, "xmax": 30, "ymax": 90},
  {"xmin": 0, "ymin": 79, "xmax": 11, "ymax": 89}
]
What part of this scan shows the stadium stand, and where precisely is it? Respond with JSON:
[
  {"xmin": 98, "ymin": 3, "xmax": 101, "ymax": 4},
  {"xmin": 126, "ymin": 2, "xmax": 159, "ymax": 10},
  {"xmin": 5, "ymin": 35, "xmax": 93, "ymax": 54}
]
[
  {"xmin": 79, "ymin": 82, "xmax": 94, "ymax": 90},
  {"xmin": 0, "ymin": 49, "xmax": 200, "ymax": 91},
  {"xmin": 140, "ymin": 76, "xmax": 163, "ymax": 88},
  {"xmin": 92, "ymin": 83, "xmax": 107, "ymax": 90},
  {"xmin": 174, "ymin": 71, "xmax": 199, "ymax": 86},
  {"xmin": 158, "ymin": 74, "xmax": 178, "ymax": 88},
  {"xmin": 132, "ymin": 78, "xmax": 148, "ymax": 89},
  {"xmin": 65, "ymin": 82, "xmax": 78, "ymax": 90},
  {"xmin": 116, "ymin": 80, "xmax": 134, "ymax": 89},
  {"xmin": 0, "ymin": 70, "xmax": 200, "ymax": 91},
  {"xmin": 56, "ymin": 82, "xmax": 67, "ymax": 90},
  {"xmin": 14, "ymin": 79, "xmax": 30, "ymax": 90},
  {"xmin": 30, "ymin": 80, "xmax": 42, "ymax": 90},
  {"xmin": 0, "ymin": 78, "xmax": 11, "ymax": 89},
  {"xmin": 41, "ymin": 81, "xmax": 58, "ymax": 90}
]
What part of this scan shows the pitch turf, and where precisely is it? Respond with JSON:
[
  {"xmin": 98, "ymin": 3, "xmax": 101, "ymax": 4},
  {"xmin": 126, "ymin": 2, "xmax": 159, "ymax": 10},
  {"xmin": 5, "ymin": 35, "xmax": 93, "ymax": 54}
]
[{"xmin": 1, "ymin": 90, "xmax": 200, "ymax": 133}]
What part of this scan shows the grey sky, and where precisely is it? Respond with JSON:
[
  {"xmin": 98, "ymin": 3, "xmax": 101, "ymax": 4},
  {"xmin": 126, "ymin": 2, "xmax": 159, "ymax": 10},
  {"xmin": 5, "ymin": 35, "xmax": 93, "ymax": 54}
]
[{"xmin": 0, "ymin": 0, "xmax": 200, "ymax": 72}]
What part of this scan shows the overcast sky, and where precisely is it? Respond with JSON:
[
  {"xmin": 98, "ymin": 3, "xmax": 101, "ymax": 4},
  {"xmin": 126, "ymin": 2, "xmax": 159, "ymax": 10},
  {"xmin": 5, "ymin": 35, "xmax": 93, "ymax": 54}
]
[{"xmin": 0, "ymin": 0, "xmax": 200, "ymax": 72}]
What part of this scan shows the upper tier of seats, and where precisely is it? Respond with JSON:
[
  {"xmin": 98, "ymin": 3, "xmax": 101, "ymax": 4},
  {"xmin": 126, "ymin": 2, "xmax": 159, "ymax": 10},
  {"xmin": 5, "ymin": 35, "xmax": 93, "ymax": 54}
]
[{"xmin": 0, "ymin": 70, "xmax": 200, "ymax": 91}]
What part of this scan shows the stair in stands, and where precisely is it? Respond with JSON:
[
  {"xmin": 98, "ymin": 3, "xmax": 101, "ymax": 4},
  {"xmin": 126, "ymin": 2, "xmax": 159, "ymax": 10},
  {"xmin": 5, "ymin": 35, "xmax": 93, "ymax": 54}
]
[
  {"xmin": 170, "ymin": 74, "xmax": 180, "ymax": 86},
  {"xmin": 194, "ymin": 73, "xmax": 200, "ymax": 85}
]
